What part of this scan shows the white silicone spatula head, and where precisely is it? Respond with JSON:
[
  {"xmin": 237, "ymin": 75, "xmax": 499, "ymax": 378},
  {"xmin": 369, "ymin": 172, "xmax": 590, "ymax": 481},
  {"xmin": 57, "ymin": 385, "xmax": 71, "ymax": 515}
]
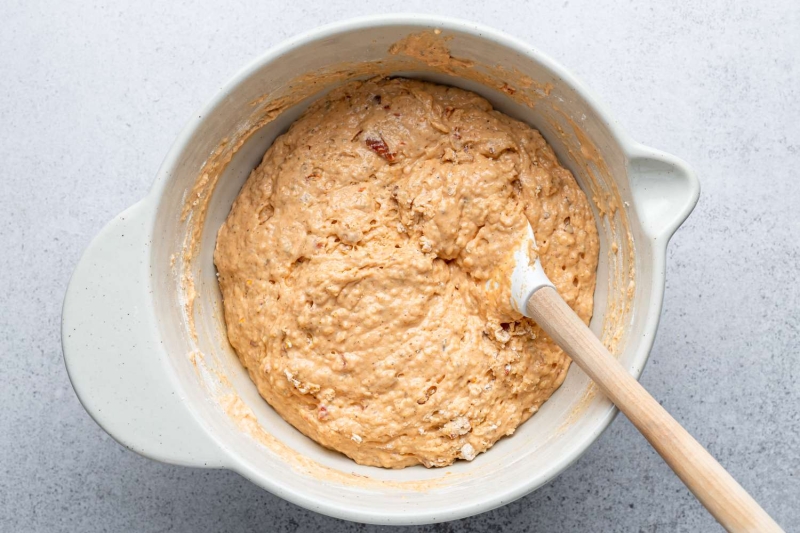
[{"xmin": 507, "ymin": 222, "xmax": 554, "ymax": 315}]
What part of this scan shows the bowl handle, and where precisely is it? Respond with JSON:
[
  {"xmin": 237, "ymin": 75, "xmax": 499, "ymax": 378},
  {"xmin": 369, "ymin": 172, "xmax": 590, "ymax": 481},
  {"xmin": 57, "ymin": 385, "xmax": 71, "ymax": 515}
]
[
  {"xmin": 627, "ymin": 144, "xmax": 700, "ymax": 241},
  {"xmin": 62, "ymin": 200, "xmax": 226, "ymax": 468}
]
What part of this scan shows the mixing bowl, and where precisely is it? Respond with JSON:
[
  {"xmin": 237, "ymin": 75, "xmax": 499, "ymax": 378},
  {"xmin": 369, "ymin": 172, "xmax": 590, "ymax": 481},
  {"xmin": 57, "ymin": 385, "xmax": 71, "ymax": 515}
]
[{"xmin": 62, "ymin": 14, "xmax": 699, "ymax": 525}]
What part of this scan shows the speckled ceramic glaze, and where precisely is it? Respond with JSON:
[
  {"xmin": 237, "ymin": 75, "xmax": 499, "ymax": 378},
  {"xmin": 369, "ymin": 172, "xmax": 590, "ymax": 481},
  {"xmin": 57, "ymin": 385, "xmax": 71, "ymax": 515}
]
[{"xmin": 62, "ymin": 15, "xmax": 699, "ymax": 525}]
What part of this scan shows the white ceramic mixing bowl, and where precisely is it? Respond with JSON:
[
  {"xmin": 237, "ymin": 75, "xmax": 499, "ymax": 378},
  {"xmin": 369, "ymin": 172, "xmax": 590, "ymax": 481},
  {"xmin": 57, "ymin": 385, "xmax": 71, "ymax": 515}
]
[{"xmin": 62, "ymin": 15, "xmax": 699, "ymax": 525}]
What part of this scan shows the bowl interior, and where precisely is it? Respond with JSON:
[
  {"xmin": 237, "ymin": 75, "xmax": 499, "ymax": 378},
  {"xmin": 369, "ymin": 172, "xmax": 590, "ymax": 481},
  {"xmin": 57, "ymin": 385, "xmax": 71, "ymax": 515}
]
[{"xmin": 150, "ymin": 18, "xmax": 649, "ymax": 523}]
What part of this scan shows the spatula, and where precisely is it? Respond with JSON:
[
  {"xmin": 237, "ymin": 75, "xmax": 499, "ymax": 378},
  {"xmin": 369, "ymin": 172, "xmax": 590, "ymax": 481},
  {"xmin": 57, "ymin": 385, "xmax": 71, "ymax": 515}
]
[{"xmin": 506, "ymin": 222, "xmax": 782, "ymax": 533}]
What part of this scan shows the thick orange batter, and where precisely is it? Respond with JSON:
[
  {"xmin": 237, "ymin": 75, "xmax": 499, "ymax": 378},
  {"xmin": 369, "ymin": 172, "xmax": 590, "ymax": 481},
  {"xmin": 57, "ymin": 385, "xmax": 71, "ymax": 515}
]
[{"xmin": 215, "ymin": 78, "xmax": 599, "ymax": 468}]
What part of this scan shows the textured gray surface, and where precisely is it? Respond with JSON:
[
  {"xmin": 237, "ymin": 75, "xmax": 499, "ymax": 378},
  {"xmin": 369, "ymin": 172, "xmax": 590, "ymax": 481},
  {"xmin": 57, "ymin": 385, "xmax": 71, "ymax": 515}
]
[{"xmin": 2, "ymin": 0, "xmax": 798, "ymax": 531}]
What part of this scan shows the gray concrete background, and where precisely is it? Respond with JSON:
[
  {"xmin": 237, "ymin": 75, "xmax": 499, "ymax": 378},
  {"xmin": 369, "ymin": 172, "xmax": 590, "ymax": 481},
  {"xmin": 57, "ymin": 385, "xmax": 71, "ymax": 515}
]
[{"xmin": 2, "ymin": 0, "xmax": 798, "ymax": 531}]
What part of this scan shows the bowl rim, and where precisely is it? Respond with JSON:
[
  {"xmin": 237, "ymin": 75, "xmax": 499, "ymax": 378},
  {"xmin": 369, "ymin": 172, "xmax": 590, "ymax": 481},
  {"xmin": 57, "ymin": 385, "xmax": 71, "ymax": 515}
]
[{"xmin": 144, "ymin": 13, "xmax": 699, "ymax": 525}]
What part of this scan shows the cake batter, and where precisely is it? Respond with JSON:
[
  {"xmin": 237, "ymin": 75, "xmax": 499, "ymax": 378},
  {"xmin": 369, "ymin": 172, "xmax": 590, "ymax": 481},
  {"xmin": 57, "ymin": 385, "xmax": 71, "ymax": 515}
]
[{"xmin": 214, "ymin": 78, "xmax": 599, "ymax": 468}]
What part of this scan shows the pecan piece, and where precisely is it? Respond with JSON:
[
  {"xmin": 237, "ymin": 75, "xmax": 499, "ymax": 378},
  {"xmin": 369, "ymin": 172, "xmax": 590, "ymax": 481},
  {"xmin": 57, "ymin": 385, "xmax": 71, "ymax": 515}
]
[{"xmin": 365, "ymin": 134, "xmax": 396, "ymax": 162}]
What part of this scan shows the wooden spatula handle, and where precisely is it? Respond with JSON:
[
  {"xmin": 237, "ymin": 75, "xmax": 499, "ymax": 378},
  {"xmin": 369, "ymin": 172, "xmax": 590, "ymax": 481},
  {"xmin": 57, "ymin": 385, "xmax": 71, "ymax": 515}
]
[{"xmin": 527, "ymin": 287, "xmax": 782, "ymax": 533}]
